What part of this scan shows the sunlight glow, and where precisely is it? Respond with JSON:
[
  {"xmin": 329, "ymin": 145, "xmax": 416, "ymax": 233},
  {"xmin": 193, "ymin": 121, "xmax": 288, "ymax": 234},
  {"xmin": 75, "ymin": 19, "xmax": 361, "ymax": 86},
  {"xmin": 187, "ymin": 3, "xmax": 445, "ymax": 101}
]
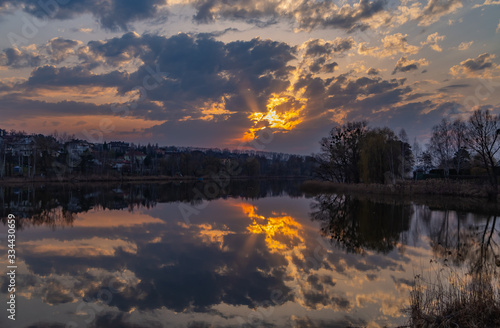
[{"xmin": 240, "ymin": 94, "xmax": 305, "ymax": 142}]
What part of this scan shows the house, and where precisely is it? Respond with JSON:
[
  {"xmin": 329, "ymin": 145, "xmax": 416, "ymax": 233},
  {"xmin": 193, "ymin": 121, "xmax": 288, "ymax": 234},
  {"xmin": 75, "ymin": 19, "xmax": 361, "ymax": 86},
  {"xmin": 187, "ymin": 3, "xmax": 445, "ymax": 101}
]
[
  {"xmin": 109, "ymin": 141, "xmax": 130, "ymax": 153},
  {"xmin": 112, "ymin": 158, "xmax": 131, "ymax": 171},
  {"xmin": 66, "ymin": 140, "xmax": 93, "ymax": 155},
  {"xmin": 124, "ymin": 150, "xmax": 146, "ymax": 163},
  {"xmin": 11, "ymin": 136, "xmax": 35, "ymax": 156}
]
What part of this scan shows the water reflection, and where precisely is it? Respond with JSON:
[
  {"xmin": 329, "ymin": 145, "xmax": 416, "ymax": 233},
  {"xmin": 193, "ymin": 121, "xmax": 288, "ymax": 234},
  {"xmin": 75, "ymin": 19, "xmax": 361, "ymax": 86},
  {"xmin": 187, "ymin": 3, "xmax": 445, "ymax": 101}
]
[
  {"xmin": 310, "ymin": 194, "xmax": 412, "ymax": 254},
  {"xmin": 0, "ymin": 182, "xmax": 498, "ymax": 328}
]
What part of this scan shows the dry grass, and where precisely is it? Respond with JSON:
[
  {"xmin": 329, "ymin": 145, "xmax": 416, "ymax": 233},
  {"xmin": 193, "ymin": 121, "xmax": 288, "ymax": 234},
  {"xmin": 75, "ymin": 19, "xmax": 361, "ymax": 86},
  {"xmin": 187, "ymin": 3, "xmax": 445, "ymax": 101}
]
[{"xmin": 407, "ymin": 267, "xmax": 500, "ymax": 328}]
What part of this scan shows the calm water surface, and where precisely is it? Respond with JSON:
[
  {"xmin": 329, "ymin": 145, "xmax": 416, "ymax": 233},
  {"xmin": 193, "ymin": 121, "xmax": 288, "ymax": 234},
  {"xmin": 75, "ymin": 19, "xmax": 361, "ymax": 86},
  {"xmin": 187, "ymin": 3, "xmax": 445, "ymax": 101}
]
[{"xmin": 0, "ymin": 181, "xmax": 498, "ymax": 327}]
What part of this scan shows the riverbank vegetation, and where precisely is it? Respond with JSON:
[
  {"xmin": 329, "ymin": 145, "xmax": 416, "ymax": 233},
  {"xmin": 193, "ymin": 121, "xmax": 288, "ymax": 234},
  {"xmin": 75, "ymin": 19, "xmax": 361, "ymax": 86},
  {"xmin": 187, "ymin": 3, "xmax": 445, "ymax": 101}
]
[
  {"xmin": 313, "ymin": 108, "xmax": 500, "ymax": 199},
  {"xmin": 408, "ymin": 270, "xmax": 500, "ymax": 328},
  {"xmin": 301, "ymin": 179, "xmax": 498, "ymax": 199},
  {"xmin": 406, "ymin": 213, "xmax": 500, "ymax": 327}
]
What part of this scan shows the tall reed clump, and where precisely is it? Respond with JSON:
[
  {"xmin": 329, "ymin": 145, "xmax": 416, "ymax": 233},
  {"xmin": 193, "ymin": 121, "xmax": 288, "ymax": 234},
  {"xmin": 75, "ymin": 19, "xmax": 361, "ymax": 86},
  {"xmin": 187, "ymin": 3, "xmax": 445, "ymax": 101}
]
[{"xmin": 407, "ymin": 265, "xmax": 500, "ymax": 327}]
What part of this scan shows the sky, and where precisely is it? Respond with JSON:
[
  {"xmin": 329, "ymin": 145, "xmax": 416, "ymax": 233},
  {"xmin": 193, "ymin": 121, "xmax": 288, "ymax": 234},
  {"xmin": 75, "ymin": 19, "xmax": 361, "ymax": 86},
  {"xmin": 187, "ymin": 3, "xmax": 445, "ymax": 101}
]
[{"xmin": 0, "ymin": 0, "xmax": 499, "ymax": 154}]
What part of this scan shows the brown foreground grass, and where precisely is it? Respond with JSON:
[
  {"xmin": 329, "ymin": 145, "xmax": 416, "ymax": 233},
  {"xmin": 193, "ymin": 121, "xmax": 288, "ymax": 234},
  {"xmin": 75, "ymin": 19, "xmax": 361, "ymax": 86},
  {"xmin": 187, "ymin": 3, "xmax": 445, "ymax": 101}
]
[
  {"xmin": 300, "ymin": 179, "xmax": 498, "ymax": 200},
  {"xmin": 407, "ymin": 269, "xmax": 500, "ymax": 328}
]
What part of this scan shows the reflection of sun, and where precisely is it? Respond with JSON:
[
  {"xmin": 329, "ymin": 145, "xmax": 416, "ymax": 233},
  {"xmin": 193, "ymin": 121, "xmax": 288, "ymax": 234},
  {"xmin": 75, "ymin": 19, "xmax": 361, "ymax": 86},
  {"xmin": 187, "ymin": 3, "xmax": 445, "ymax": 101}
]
[
  {"xmin": 247, "ymin": 216, "xmax": 304, "ymax": 251},
  {"xmin": 236, "ymin": 202, "xmax": 305, "ymax": 252}
]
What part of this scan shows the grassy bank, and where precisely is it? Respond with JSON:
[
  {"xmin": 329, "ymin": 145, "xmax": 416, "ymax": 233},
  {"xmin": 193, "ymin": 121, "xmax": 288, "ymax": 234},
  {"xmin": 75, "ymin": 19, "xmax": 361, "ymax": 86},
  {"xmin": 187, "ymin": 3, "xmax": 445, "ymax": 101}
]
[
  {"xmin": 407, "ymin": 269, "xmax": 500, "ymax": 327},
  {"xmin": 300, "ymin": 179, "xmax": 499, "ymax": 200}
]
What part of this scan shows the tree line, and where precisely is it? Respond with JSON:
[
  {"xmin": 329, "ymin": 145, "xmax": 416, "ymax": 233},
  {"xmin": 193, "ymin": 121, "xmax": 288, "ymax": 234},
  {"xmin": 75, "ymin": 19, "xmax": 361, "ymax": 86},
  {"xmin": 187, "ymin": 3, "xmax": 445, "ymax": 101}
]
[
  {"xmin": 315, "ymin": 108, "xmax": 500, "ymax": 192},
  {"xmin": 0, "ymin": 130, "xmax": 316, "ymax": 179}
]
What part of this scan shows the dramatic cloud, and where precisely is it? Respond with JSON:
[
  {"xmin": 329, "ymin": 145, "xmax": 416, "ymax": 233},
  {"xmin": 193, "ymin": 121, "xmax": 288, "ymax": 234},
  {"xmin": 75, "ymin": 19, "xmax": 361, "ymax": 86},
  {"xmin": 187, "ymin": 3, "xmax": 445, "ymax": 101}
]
[
  {"xmin": 0, "ymin": 0, "xmax": 498, "ymax": 153},
  {"xmin": 0, "ymin": 0, "xmax": 167, "ymax": 31},
  {"xmin": 303, "ymin": 38, "xmax": 355, "ymax": 57},
  {"xmin": 0, "ymin": 46, "xmax": 43, "ymax": 68},
  {"xmin": 46, "ymin": 37, "xmax": 81, "ymax": 64},
  {"xmin": 191, "ymin": 0, "xmax": 386, "ymax": 31},
  {"xmin": 300, "ymin": 38, "xmax": 354, "ymax": 73}
]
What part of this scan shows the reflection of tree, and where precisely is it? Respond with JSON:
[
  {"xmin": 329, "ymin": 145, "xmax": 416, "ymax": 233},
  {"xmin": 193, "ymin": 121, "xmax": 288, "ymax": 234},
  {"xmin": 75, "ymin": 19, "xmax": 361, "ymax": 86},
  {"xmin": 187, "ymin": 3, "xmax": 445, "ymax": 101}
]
[
  {"xmin": 0, "ymin": 180, "xmax": 304, "ymax": 229},
  {"xmin": 310, "ymin": 194, "xmax": 412, "ymax": 254},
  {"xmin": 20, "ymin": 208, "xmax": 76, "ymax": 229},
  {"xmin": 422, "ymin": 206, "xmax": 499, "ymax": 273}
]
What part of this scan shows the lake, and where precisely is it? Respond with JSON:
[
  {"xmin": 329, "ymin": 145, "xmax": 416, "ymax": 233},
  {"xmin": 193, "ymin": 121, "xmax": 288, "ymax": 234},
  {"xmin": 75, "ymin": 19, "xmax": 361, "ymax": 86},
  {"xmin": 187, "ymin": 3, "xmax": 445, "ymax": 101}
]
[{"xmin": 0, "ymin": 181, "xmax": 498, "ymax": 328}]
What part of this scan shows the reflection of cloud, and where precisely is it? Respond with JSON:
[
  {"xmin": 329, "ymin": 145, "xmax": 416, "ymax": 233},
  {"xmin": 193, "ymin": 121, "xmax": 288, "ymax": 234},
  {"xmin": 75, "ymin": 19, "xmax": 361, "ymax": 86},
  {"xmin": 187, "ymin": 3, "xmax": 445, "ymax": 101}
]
[
  {"xmin": 22, "ymin": 237, "xmax": 138, "ymax": 256},
  {"xmin": 197, "ymin": 223, "xmax": 234, "ymax": 249},
  {"xmin": 73, "ymin": 209, "xmax": 164, "ymax": 227}
]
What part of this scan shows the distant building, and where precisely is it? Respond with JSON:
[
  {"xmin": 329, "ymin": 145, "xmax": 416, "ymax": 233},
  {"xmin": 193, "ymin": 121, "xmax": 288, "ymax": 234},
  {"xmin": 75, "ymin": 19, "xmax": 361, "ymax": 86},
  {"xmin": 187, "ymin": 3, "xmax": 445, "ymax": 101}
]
[
  {"xmin": 11, "ymin": 136, "xmax": 35, "ymax": 156},
  {"xmin": 109, "ymin": 141, "xmax": 130, "ymax": 153},
  {"xmin": 124, "ymin": 150, "xmax": 146, "ymax": 163},
  {"xmin": 112, "ymin": 158, "xmax": 131, "ymax": 171},
  {"xmin": 66, "ymin": 140, "xmax": 93, "ymax": 155}
]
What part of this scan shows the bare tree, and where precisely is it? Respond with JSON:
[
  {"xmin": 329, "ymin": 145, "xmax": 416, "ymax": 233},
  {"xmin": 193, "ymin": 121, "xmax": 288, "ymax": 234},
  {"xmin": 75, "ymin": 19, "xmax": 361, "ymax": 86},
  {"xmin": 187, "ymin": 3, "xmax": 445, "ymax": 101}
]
[
  {"xmin": 430, "ymin": 119, "xmax": 454, "ymax": 176},
  {"xmin": 315, "ymin": 121, "xmax": 367, "ymax": 183},
  {"xmin": 451, "ymin": 119, "xmax": 469, "ymax": 174},
  {"xmin": 466, "ymin": 108, "xmax": 500, "ymax": 197}
]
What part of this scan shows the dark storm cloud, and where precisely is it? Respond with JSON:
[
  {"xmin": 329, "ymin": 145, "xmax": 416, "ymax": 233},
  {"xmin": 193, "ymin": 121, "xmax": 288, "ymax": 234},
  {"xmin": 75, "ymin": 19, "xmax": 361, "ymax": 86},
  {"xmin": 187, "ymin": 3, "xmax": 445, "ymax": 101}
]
[
  {"xmin": 304, "ymin": 38, "xmax": 355, "ymax": 57},
  {"xmin": 289, "ymin": 73, "xmax": 411, "ymax": 128},
  {"xmin": 0, "ymin": 37, "xmax": 81, "ymax": 68},
  {"xmin": 366, "ymin": 67, "xmax": 380, "ymax": 75},
  {"xmin": 325, "ymin": 75, "xmax": 409, "ymax": 112},
  {"xmin": 294, "ymin": 0, "xmax": 386, "ymax": 31},
  {"xmin": 25, "ymin": 65, "xmax": 129, "ymax": 88},
  {"xmin": 0, "ymin": 0, "xmax": 389, "ymax": 32},
  {"xmin": 0, "ymin": 0, "xmax": 166, "ymax": 31},
  {"xmin": 191, "ymin": 0, "xmax": 386, "ymax": 31},
  {"xmin": 79, "ymin": 31, "xmax": 150, "ymax": 68},
  {"xmin": 17, "ymin": 33, "xmax": 295, "ymax": 121},
  {"xmin": 46, "ymin": 37, "xmax": 80, "ymax": 63},
  {"xmin": 0, "ymin": 47, "xmax": 43, "ymax": 68},
  {"xmin": 0, "ymin": 95, "xmax": 109, "ymax": 119}
]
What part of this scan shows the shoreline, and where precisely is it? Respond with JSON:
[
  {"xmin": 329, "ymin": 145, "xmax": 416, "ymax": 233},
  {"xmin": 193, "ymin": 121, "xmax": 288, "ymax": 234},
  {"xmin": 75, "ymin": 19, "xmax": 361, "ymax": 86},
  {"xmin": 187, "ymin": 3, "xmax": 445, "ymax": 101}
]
[
  {"xmin": 300, "ymin": 179, "xmax": 500, "ymax": 201},
  {"xmin": 0, "ymin": 175, "xmax": 309, "ymax": 185}
]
